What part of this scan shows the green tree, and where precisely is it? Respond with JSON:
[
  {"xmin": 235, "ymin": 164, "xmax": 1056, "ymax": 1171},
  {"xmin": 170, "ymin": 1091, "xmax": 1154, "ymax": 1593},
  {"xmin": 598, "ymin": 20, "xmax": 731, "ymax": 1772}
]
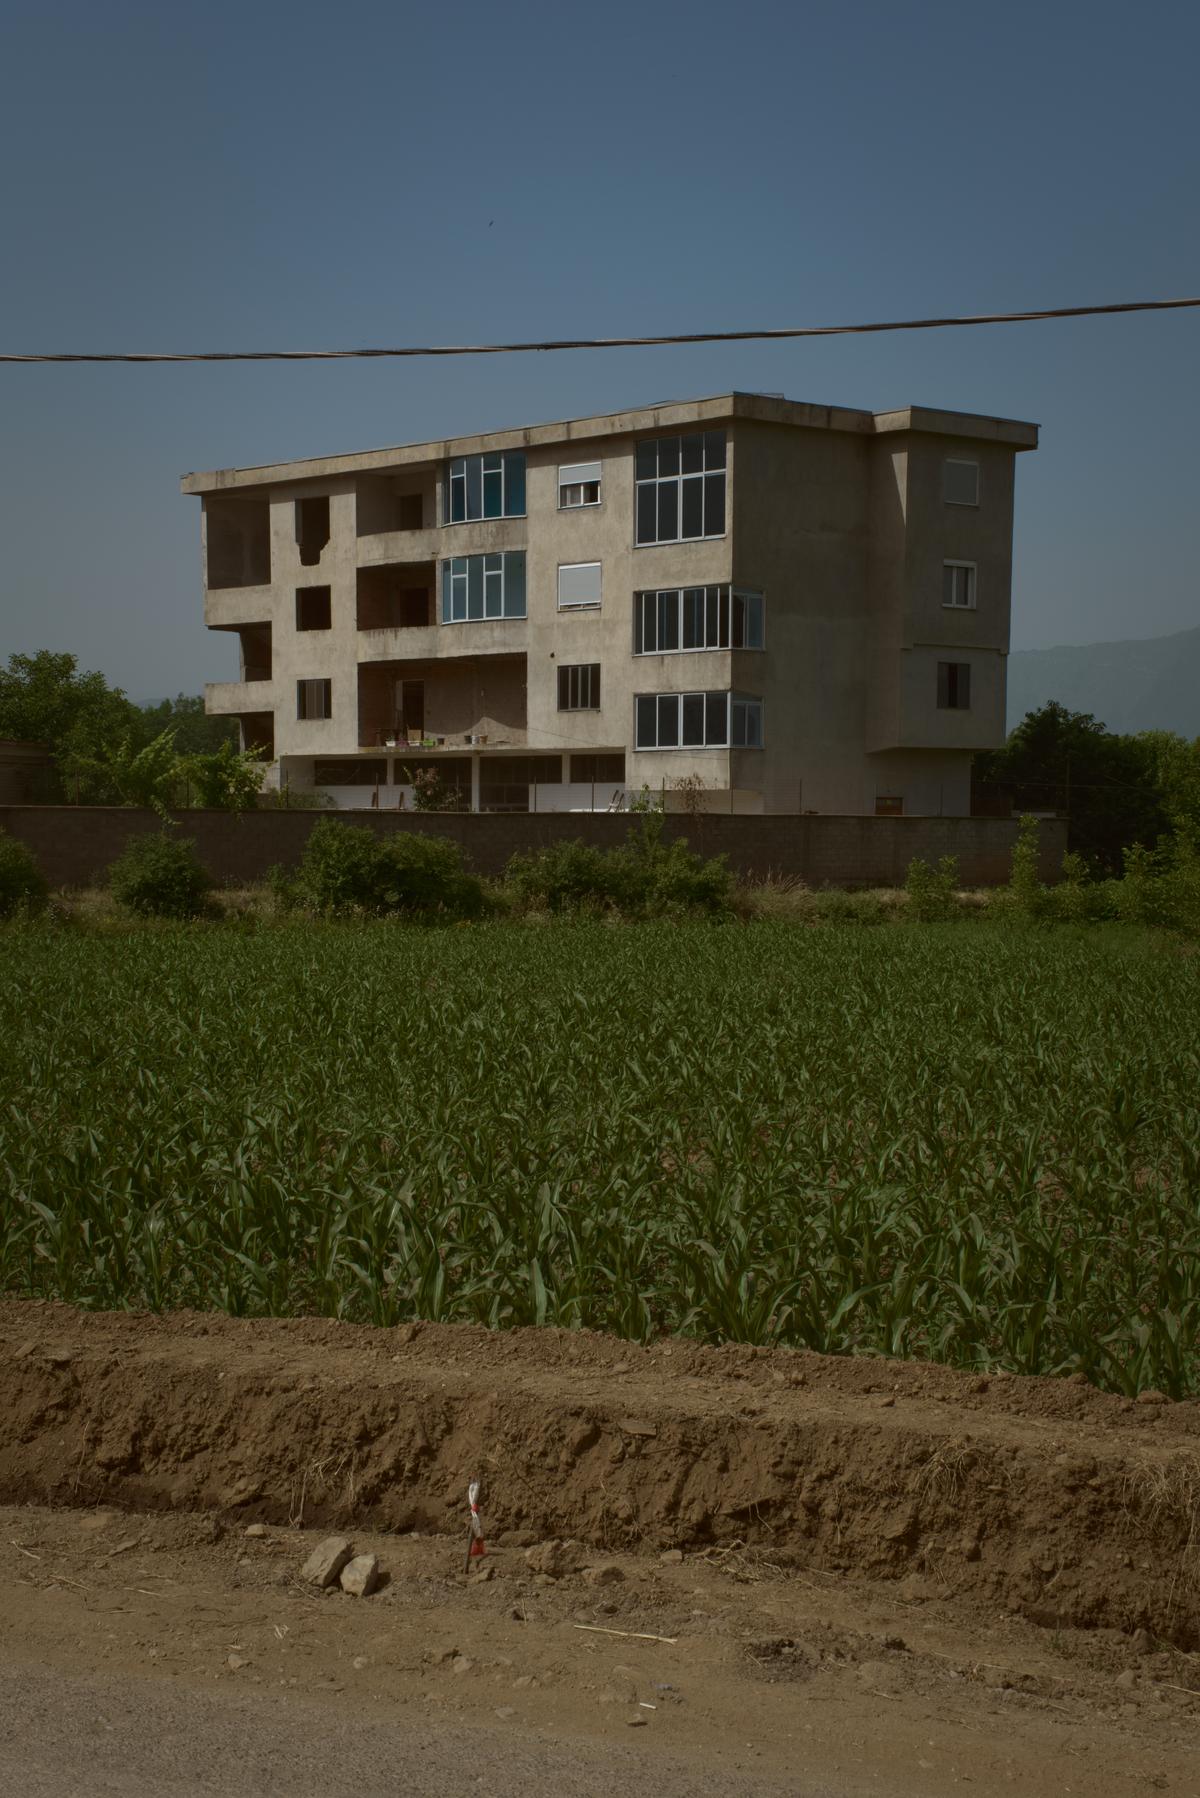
[
  {"xmin": 64, "ymin": 728, "xmax": 182, "ymax": 816},
  {"xmin": 182, "ymin": 740, "xmax": 266, "ymax": 812},
  {"xmin": 974, "ymin": 702, "xmax": 1174, "ymax": 872},
  {"xmin": 0, "ymin": 651, "xmax": 140, "ymax": 797},
  {"xmin": 140, "ymin": 693, "xmax": 238, "ymax": 756}
]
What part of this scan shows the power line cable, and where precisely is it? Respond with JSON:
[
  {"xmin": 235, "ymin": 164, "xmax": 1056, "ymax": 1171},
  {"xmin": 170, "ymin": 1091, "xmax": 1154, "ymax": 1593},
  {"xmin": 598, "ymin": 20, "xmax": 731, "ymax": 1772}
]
[{"xmin": 2, "ymin": 295, "xmax": 1199, "ymax": 364}]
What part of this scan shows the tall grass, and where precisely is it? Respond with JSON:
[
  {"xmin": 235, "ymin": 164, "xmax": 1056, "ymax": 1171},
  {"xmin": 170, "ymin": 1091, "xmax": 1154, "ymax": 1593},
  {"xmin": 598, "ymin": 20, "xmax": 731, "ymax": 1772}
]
[{"xmin": 2, "ymin": 922, "xmax": 1198, "ymax": 1394}]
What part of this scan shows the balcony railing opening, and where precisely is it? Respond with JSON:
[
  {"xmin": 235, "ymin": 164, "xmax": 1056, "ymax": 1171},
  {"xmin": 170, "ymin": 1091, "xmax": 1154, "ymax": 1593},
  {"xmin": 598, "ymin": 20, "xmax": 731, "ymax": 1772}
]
[
  {"xmin": 237, "ymin": 622, "xmax": 272, "ymax": 683},
  {"xmin": 357, "ymin": 654, "xmax": 526, "ymax": 750},
  {"xmin": 357, "ymin": 564, "xmax": 435, "ymax": 631},
  {"xmin": 206, "ymin": 494, "xmax": 271, "ymax": 590},
  {"xmin": 356, "ymin": 472, "xmax": 436, "ymax": 537}
]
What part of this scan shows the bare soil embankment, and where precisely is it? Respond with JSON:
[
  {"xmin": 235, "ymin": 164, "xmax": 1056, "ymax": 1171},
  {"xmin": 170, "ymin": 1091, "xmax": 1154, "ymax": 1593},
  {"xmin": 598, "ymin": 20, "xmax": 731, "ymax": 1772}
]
[{"xmin": 2, "ymin": 1301, "xmax": 1198, "ymax": 1646}]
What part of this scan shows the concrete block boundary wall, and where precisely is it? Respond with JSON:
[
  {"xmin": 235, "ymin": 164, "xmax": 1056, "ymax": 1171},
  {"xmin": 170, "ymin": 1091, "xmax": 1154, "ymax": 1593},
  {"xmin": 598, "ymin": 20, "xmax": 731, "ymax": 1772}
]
[{"xmin": 0, "ymin": 807, "xmax": 1066, "ymax": 890}]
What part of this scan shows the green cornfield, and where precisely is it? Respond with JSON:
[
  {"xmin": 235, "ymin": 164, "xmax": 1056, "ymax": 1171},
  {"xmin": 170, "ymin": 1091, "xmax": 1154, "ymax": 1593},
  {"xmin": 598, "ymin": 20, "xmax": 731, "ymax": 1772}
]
[{"xmin": 2, "ymin": 921, "xmax": 1198, "ymax": 1395}]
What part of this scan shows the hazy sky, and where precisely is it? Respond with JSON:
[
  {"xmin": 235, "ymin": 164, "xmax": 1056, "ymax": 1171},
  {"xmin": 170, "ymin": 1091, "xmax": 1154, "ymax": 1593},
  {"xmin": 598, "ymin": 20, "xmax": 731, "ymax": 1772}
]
[{"xmin": 1, "ymin": 0, "xmax": 1197, "ymax": 699}]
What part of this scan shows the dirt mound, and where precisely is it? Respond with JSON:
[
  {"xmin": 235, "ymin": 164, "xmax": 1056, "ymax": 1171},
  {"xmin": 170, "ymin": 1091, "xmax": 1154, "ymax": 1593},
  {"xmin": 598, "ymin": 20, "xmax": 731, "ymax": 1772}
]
[{"xmin": 2, "ymin": 1301, "xmax": 1198, "ymax": 1646}]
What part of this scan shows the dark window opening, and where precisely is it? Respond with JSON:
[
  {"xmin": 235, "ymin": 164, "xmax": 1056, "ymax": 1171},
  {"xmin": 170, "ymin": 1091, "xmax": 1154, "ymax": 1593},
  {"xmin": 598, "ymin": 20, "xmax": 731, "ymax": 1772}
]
[
  {"xmin": 569, "ymin": 753, "xmax": 625, "ymax": 784},
  {"xmin": 397, "ymin": 492, "xmax": 424, "ymax": 530},
  {"xmin": 875, "ymin": 795, "xmax": 904, "ymax": 816},
  {"xmin": 297, "ymin": 677, "xmax": 332, "ymax": 721},
  {"xmin": 296, "ymin": 496, "xmax": 330, "ymax": 566},
  {"xmin": 634, "ymin": 431, "xmax": 727, "ymax": 546},
  {"xmin": 237, "ymin": 622, "xmax": 272, "ymax": 681},
  {"xmin": 206, "ymin": 496, "xmax": 271, "ymax": 589},
  {"xmin": 937, "ymin": 661, "xmax": 971, "ymax": 710},
  {"xmin": 238, "ymin": 711, "xmax": 274, "ymax": 760},
  {"xmin": 557, "ymin": 663, "xmax": 601, "ymax": 710},
  {"xmin": 296, "ymin": 586, "xmax": 332, "ymax": 631}
]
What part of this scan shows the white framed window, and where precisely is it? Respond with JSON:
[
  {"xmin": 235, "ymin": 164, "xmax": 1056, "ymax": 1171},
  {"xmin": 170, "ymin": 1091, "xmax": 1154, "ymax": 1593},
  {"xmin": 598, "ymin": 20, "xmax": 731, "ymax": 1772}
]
[
  {"xmin": 944, "ymin": 459, "xmax": 979, "ymax": 506},
  {"xmin": 296, "ymin": 677, "xmax": 332, "ymax": 721},
  {"xmin": 634, "ymin": 690, "xmax": 762, "ymax": 750},
  {"xmin": 558, "ymin": 461, "xmax": 602, "ymax": 508},
  {"xmin": 440, "ymin": 552, "xmax": 526, "ymax": 622},
  {"xmin": 446, "ymin": 451, "xmax": 526, "ymax": 523},
  {"xmin": 558, "ymin": 562, "xmax": 602, "ymax": 608},
  {"xmin": 634, "ymin": 585, "xmax": 764, "ymax": 654},
  {"xmin": 635, "ymin": 431, "xmax": 726, "ymax": 544},
  {"xmin": 557, "ymin": 663, "xmax": 601, "ymax": 710},
  {"xmin": 942, "ymin": 561, "xmax": 976, "ymax": 609}
]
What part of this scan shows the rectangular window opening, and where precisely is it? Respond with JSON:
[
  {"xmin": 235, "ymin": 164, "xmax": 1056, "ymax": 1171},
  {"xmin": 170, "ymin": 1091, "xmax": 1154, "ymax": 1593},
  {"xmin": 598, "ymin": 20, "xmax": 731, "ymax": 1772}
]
[
  {"xmin": 634, "ymin": 689, "xmax": 760, "ymax": 750},
  {"xmin": 633, "ymin": 585, "xmax": 763, "ymax": 654},
  {"xmin": 943, "ymin": 459, "xmax": 980, "ymax": 506},
  {"xmin": 942, "ymin": 562, "xmax": 976, "ymax": 609},
  {"xmin": 634, "ymin": 432, "xmax": 727, "ymax": 545},
  {"xmin": 875, "ymin": 795, "xmax": 904, "ymax": 816},
  {"xmin": 446, "ymin": 451, "xmax": 526, "ymax": 523},
  {"xmin": 440, "ymin": 552, "xmax": 526, "ymax": 623},
  {"xmin": 937, "ymin": 661, "xmax": 972, "ymax": 709},
  {"xmin": 296, "ymin": 586, "xmax": 332, "ymax": 631},
  {"xmin": 296, "ymin": 496, "xmax": 330, "ymax": 566},
  {"xmin": 558, "ymin": 461, "xmax": 602, "ymax": 508},
  {"xmin": 557, "ymin": 663, "xmax": 601, "ymax": 711},
  {"xmin": 296, "ymin": 677, "xmax": 332, "ymax": 721},
  {"xmin": 557, "ymin": 562, "xmax": 602, "ymax": 608}
]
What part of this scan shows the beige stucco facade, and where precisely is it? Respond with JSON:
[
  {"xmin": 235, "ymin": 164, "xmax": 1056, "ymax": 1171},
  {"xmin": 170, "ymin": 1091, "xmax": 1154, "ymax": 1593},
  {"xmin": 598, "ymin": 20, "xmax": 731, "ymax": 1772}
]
[{"xmin": 184, "ymin": 392, "xmax": 1037, "ymax": 814}]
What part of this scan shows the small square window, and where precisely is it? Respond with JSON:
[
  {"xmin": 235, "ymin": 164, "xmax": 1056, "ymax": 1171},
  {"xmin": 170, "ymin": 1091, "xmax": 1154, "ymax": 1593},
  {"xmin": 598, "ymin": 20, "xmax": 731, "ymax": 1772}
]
[
  {"xmin": 558, "ymin": 562, "xmax": 602, "ymax": 608},
  {"xmin": 944, "ymin": 460, "xmax": 979, "ymax": 506},
  {"xmin": 875, "ymin": 795, "xmax": 904, "ymax": 816},
  {"xmin": 297, "ymin": 677, "xmax": 332, "ymax": 721},
  {"xmin": 558, "ymin": 462, "xmax": 602, "ymax": 508},
  {"xmin": 557, "ymin": 663, "xmax": 601, "ymax": 710},
  {"xmin": 296, "ymin": 586, "xmax": 332, "ymax": 631},
  {"xmin": 942, "ymin": 563, "xmax": 976, "ymax": 608}
]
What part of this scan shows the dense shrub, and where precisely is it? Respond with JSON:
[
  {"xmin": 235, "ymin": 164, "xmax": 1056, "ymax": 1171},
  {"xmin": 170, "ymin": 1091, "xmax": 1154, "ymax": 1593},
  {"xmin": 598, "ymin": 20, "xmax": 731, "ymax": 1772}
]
[
  {"xmin": 506, "ymin": 817, "xmax": 733, "ymax": 917},
  {"xmin": 904, "ymin": 854, "xmax": 959, "ymax": 921},
  {"xmin": 0, "ymin": 829, "xmax": 48, "ymax": 917},
  {"xmin": 107, "ymin": 832, "xmax": 214, "ymax": 919},
  {"xmin": 283, "ymin": 819, "xmax": 485, "ymax": 918}
]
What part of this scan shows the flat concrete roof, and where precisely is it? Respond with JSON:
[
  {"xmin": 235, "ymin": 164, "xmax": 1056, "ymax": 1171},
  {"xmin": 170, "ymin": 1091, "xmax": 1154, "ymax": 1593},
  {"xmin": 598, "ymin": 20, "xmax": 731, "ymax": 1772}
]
[{"xmin": 180, "ymin": 392, "xmax": 1039, "ymax": 494}]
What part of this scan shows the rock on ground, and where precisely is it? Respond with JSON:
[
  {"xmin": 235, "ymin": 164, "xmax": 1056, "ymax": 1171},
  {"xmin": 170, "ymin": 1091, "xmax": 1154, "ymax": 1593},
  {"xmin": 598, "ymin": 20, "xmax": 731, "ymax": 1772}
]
[
  {"xmin": 300, "ymin": 1536, "xmax": 354, "ymax": 1589},
  {"xmin": 339, "ymin": 1553, "xmax": 380, "ymax": 1597}
]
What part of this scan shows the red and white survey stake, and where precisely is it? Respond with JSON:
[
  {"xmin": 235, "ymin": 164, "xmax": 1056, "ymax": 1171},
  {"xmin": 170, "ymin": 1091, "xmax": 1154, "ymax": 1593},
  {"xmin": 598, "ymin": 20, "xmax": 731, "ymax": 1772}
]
[{"xmin": 464, "ymin": 1477, "xmax": 486, "ymax": 1571}]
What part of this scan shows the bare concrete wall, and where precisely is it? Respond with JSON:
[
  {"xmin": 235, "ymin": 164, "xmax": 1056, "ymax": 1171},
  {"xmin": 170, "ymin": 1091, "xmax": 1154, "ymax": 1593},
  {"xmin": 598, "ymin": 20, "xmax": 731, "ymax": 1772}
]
[{"xmin": 0, "ymin": 806, "xmax": 1065, "ymax": 890}]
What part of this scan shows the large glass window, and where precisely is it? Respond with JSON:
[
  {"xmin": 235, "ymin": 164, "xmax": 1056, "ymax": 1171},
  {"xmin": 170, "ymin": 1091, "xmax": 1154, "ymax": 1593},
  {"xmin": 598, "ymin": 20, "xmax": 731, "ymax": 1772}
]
[
  {"xmin": 635, "ymin": 431, "xmax": 726, "ymax": 545},
  {"xmin": 634, "ymin": 690, "xmax": 762, "ymax": 749},
  {"xmin": 446, "ymin": 451, "xmax": 526, "ymax": 523},
  {"xmin": 440, "ymin": 552, "xmax": 526, "ymax": 622},
  {"xmin": 634, "ymin": 586, "xmax": 763, "ymax": 653}
]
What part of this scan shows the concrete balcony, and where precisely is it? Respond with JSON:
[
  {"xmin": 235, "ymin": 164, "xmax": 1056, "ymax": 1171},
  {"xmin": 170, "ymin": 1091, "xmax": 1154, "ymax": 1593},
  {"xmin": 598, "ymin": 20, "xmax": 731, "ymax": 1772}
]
[
  {"xmin": 358, "ymin": 652, "xmax": 527, "ymax": 750},
  {"xmin": 205, "ymin": 678, "xmax": 275, "ymax": 715},
  {"xmin": 357, "ymin": 618, "xmax": 529, "ymax": 664},
  {"xmin": 356, "ymin": 527, "xmax": 442, "ymax": 568},
  {"xmin": 203, "ymin": 585, "xmax": 275, "ymax": 628}
]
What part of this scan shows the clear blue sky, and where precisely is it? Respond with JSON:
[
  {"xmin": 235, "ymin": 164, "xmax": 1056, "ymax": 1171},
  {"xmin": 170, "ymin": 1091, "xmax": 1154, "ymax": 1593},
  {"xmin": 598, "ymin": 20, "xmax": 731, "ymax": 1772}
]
[{"xmin": 1, "ymin": 0, "xmax": 1197, "ymax": 699}]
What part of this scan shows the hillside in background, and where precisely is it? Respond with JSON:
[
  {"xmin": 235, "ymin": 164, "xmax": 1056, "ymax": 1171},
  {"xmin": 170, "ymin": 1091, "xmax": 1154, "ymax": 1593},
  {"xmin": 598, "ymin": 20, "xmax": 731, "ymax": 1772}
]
[{"xmin": 1007, "ymin": 626, "xmax": 1200, "ymax": 737}]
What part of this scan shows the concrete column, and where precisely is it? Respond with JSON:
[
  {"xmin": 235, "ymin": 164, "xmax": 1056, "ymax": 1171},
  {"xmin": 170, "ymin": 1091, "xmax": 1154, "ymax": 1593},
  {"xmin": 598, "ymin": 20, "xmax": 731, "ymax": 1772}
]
[{"xmin": 470, "ymin": 755, "xmax": 481, "ymax": 814}]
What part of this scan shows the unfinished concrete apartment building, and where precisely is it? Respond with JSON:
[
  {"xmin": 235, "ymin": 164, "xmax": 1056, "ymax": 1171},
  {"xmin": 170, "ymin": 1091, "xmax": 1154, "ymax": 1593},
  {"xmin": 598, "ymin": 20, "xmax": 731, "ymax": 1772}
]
[{"xmin": 184, "ymin": 392, "xmax": 1037, "ymax": 814}]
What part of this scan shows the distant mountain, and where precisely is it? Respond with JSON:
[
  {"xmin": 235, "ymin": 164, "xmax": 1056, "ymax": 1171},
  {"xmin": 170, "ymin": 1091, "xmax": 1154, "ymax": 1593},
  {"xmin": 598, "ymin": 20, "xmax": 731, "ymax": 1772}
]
[{"xmin": 1006, "ymin": 626, "xmax": 1200, "ymax": 738}]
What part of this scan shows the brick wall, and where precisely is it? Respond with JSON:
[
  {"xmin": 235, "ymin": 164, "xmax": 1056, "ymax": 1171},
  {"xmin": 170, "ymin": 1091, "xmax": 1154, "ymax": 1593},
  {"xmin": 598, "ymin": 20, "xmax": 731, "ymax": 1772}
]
[{"xmin": 0, "ymin": 806, "xmax": 1066, "ymax": 889}]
